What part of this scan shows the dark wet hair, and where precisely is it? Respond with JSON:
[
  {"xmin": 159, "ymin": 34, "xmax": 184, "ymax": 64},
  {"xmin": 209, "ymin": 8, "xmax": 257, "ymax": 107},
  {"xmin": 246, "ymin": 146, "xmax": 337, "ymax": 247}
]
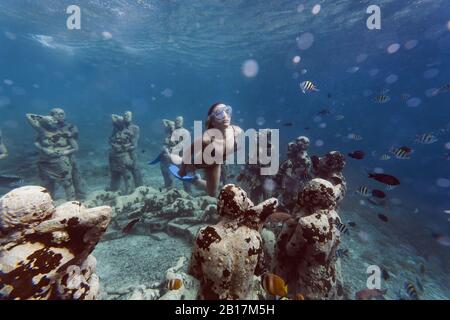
[{"xmin": 206, "ymin": 102, "xmax": 225, "ymax": 129}]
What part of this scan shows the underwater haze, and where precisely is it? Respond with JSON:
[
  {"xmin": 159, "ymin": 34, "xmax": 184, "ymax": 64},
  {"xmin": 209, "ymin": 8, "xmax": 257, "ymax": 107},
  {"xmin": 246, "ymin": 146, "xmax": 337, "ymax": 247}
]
[{"xmin": 0, "ymin": 0, "xmax": 449, "ymax": 300}]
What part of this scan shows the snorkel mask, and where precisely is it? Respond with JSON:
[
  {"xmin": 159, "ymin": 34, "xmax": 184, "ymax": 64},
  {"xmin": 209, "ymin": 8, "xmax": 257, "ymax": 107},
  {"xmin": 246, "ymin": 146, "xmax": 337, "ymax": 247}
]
[{"xmin": 212, "ymin": 104, "xmax": 232, "ymax": 120}]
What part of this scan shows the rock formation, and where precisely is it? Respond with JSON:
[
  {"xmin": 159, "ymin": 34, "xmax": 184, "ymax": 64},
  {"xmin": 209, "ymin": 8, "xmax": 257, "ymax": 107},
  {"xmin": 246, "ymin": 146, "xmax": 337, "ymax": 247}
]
[{"xmin": 0, "ymin": 186, "xmax": 111, "ymax": 300}]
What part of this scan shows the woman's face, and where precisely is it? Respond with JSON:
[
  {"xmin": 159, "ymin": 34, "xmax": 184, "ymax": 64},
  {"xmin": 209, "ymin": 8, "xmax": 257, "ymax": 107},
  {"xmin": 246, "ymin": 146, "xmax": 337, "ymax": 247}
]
[{"xmin": 211, "ymin": 104, "xmax": 232, "ymax": 129}]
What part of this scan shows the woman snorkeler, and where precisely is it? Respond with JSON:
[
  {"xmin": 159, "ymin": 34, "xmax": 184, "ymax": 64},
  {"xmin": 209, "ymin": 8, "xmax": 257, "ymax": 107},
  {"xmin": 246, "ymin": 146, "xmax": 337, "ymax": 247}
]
[{"xmin": 169, "ymin": 102, "xmax": 243, "ymax": 197}]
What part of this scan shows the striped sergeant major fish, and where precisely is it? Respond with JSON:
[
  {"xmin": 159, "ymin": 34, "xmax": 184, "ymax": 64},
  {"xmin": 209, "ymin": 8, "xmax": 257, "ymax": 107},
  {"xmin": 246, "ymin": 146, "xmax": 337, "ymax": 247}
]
[
  {"xmin": 385, "ymin": 184, "xmax": 397, "ymax": 191},
  {"xmin": 373, "ymin": 94, "xmax": 390, "ymax": 103},
  {"xmin": 299, "ymin": 80, "xmax": 319, "ymax": 94},
  {"xmin": 415, "ymin": 133, "xmax": 438, "ymax": 144},
  {"xmin": 356, "ymin": 185, "xmax": 371, "ymax": 196},
  {"xmin": 373, "ymin": 90, "xmax": 391, "ymax": 103},
  {"xmin": 405, "ymin": 282, "xmax": 419, "ymax": 300},
  {"xmin": 389, "ymin": 147, "xmax": 412, "ymax": 159},
  {"xmin": 335, "ymin": 248, "xmax": 349, "ymax": 259},
  {"xmin": 335, "ymin": 221, "xmax": 349, "ymax": 235},
  {"xmin": 348, "ymin": 133, "xmax": 363, "ymax": 141},
  {"xmin": 400, "ymin": 93, "xmax": 411, "ymax": 101}
]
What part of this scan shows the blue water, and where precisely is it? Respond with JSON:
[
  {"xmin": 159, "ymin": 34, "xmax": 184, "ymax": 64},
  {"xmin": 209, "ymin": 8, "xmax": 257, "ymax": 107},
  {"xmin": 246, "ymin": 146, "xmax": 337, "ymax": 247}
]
[{"xmin": 0, "ymin": 0, "xmax": 449, "ymax": 299}]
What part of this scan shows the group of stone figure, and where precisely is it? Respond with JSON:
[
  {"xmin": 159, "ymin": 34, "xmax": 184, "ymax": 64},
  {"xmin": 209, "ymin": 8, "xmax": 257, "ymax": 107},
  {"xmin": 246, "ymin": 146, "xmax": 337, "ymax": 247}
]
[
  {"xmin": 237, "ymin": 134, "xmax": 346, "ymax": 211},
  {"xmin": 1, "ymin": 107, "xmax": 214, "ymax": 201},
  {"xmin": 4, "ymin": 107, "xmax": 345, "ymax": 208},
  {"xmin": 6, "ymin": 108, "xmax": 142, "ymax": 200},
  {"xmin": 189, "ymin": 138, "xmax": 348, "ymax": 300}
]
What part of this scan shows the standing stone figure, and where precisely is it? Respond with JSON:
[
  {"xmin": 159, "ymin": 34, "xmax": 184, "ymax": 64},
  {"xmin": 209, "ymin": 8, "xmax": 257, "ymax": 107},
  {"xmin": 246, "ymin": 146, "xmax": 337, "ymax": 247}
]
[
  {"xmin": 274, "ymin": 178, "xmax": 345, "ymax": 300},
  {"xmin": 0, "ymin": 129, "xmax": 8, "ymax": 160},
  {"xmin": 108, "ymin": 111, "xmax": 143, "ymax": 194},
  {"xmin": 26, "ymin": 108, "xmax": 86, "ymax": 200},
  {"xmin": 275, "ymin": 136, "xmax": 312, "ymax": 212},
  {"xmin": 160, "ymin": 116, "xmax": 191, "ymax": 192}
]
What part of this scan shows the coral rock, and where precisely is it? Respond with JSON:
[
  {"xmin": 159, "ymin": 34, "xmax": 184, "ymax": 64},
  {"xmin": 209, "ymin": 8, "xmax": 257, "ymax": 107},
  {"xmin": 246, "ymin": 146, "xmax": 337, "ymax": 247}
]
[
  {"xmin": 0, "ymin": 186, "xmax": 54, "ymax": 233},
  {"xmin": 0, "ymin": 186, "xmax": 111, "ymax": 300}
]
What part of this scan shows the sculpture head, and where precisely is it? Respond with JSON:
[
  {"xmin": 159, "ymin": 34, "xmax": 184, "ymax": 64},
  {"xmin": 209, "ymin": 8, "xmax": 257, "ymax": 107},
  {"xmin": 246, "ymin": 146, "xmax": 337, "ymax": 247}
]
[
  {"xmin": 175, "ymin": 116, "xmax": 184, "ymax": 129},
  {"xmin": 50, "ymin": 108, "xmax": 66, "ymax": 124},
  {"xmin": 123, "ymin": 111, "xmax": 133, "ymax": 124},
  {"xmin": 297, "ymin": 178, "xmax": 337, "ymax": 213},
  {"xmin": 217, "ymin": 184, "xmax": 278, "ymax": 230},
  {"xmin": 295, "ymin": 136, "xmax": 310, "ymax": 151},
  {"xmin": 217, "ymin": 184, "xmax": 253, "ymax": 220},
  {"xmin": 322, "ymin": 151, "xmax": 345, "ymax": 173}
]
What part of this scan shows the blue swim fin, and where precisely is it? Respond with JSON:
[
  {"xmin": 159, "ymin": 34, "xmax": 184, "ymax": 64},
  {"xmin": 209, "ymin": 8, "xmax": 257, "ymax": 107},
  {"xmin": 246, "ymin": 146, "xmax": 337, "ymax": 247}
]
[
  {"xmin": 148, "ymin": 153, "xmax": 162, "ymax": 165},
  {"xmin": 168, "ymin": 164, "xmax": 195, "ymax": 182}
]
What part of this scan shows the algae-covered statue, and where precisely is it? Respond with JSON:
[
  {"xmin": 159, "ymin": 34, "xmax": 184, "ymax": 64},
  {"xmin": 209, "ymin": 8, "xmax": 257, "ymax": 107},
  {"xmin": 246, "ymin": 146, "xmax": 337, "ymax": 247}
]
[
  {"xmin": 189, "ymin": 184, "xmax": 278, "ymax": 300},
  {"xmin": 311, "ymin": 151, "xmax": 346, "ymax": 205},
  {"xmin": 26, "ymin": 108, "xmax": 86, "ymax": 200},
  {"xmin": 108, "ymin": 111, "xmax": 143, "ymax": 194},
  {"xmin": 0, "ymin": 130, "xmax": 8, "ymax": 160},
  {"xmin": 274, "ymin": 178, "xmax": 345, "ymax": 300},
  {"xmin": 0, "ymin": 129, "xmax": 8, "ymax": 160},
  {"xmin": 236, "ymin": 129, "xmax": 277, "ymax": 203},
  {"xmin": 160, "ymin": 116, "xmax": 191, "ymax": 192},
  {"xmin": 274, "ymin": 136, "xmax": 312, "ymax": 212}
]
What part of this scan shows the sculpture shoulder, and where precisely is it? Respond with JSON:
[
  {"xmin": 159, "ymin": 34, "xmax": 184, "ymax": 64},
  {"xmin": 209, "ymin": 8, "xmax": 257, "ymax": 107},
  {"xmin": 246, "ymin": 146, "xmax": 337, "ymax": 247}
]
[
  {"xmin": 130, "ymin": 124, "xmax": 140, "ymax": 132},
  {"xmin": 299, "ymin": 212, "xmax": 328, "ymax": 228},
  {"xmin": 64, "ymin": 123, "xmax": 78, "ymax": 138},
  {"xmin": 194, "ymin": 224, "xmax": 225, "ymax": 251},
  {"xmin": 67, "ymin": 123, "xmax": 78, "ymax": 133}
]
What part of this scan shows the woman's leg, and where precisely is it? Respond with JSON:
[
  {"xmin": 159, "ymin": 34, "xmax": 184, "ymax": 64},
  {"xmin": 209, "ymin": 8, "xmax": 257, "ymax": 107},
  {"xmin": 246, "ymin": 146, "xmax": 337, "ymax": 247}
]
[{"xmin": 204, "ymin": 164, "xmax": 221, "ymax": 197}]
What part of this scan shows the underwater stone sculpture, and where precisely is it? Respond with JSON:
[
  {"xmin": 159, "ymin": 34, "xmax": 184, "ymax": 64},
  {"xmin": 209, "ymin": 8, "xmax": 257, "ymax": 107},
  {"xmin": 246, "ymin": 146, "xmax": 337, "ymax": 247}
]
[
  {"xmin": 311, "ymin": 151, "xmax": 346, "ymax": 205},
  {"xmin": 160, "ymin": 116, "xmax": 191, "ymax": 192},
  {"xmin": 0, "ymin": 186, "xmax": 111, "ymax": 300},
  {"xmin": 188, "ymin": 184, "xmax": 278, "ymax": 300},
  {"xmin": 274, "ymin": 178, "xmax": 344, "ymax": 300},
  {"xmin": 108, "ymin": 111, "xmax": 143, "ymax": 194},
  {"xmin": 25, "ymin": 108, "xmax": 86, "ymax": 200},
  {"xmin": 0, "ymin": 129, "xmax": 8, "ymax": 160},
  {"xmin": 275, "ymin": 136, "xmax": 312, "ymax": 212},
  {"xmin": 235, "ymin": 129, "xmax": 277, "ymax": 203}
]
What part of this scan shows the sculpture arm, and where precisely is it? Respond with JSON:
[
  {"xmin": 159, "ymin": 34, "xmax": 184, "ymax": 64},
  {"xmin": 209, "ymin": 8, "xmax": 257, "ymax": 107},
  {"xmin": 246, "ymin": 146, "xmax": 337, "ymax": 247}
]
[
  {"xmin": 0, "ymin": 143, "xmax": 7, "ymax": 160},
  {"xmin": 26, "ymin": 114, "xmax": 45, "ymax": 131},
  {"xmin": 0, "ymin": 130, "xmax": 7, "ymax": 159},
  {"xmin": 34, "ymin": 141, "xmax": 60, "ymax": 157},
  {"xmin": 131, "ymin": 125, "xmax": 140, "ymax": 149},
  {"xmin": 62, "ymin": 138, "xmax": 79, "ymax": 156},
  {"xmin": 162, "ymin": 119, "xmax": 174, "ymax": 128}
]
